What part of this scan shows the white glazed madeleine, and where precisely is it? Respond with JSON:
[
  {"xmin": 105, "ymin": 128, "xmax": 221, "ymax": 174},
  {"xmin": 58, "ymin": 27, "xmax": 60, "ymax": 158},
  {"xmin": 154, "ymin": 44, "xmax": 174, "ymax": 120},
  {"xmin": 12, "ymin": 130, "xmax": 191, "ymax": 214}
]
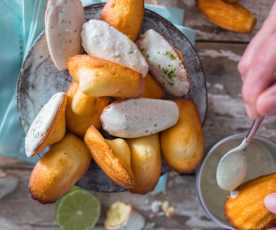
[
  {"xmin": 81, "ymin": 20, "xmax": 148, "ymax": 77},
  {"xmin": 25, "ymin": 92, "xmax": 67, "ymax": 157},
  {"xmin": 101, "ymin": 98, "xmax": 179, "ymax": 138},
  {"xmin": 45, "ymin": 0, "xmax": 84, "ymax": 70},
  {"xmin": 138, "ymin": 29, "xmax": 190, "ymax": 96}
]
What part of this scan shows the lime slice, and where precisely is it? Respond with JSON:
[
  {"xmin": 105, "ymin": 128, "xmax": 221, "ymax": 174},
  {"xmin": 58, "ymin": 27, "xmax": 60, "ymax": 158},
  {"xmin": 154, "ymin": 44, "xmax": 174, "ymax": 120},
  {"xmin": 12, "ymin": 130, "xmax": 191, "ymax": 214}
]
[
  {"xmin": 56, "ymin": 189, "xmax": 101, "ymax": 230},
  {"xmin": 56, "ymin": 186, "xmax": 82, "ymax": 209}
]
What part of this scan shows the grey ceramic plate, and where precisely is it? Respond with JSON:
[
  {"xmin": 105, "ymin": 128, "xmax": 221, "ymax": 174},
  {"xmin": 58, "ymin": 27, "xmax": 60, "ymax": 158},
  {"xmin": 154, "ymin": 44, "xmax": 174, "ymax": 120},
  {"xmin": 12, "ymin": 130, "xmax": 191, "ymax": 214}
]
[{"xmin": 17, "ymin": 3, "xmax": 207, "ymax": 192}]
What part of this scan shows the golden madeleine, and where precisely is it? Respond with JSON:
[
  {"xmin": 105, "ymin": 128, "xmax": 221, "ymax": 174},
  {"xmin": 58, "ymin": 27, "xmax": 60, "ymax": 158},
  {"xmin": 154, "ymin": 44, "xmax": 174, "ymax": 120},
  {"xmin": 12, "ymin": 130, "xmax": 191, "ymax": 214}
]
[
  {"xmin": 225, "ymin": 173, "xmax": 276, "ymax": 230},
  {"xmin": 84, "ymin": 125, "xmax": 135, "ymax": 188},
  {"xmin": 105, "ymin": 138, "xmax": 132, "ymax": 174},
  {"xmin": 66, "ymin": 82, "xmax": 109, "ymax": 137},
  {"xmin": 100, "ymin": 0, "xmax": 144, "ymax": 41},
  {"xmin": 197, "ymin": 0, "xmax": 256, "ymax": 33},
  {"xmin": 142, "ymin": 74, "xmax": 165, "ymax": 99},
  {"xmin": 161, "ymin": 100, "xmax": 204, "ymax": 173},
  {"xmin": 29, "ymin": 133, "xmax": 91, "ymax": 203},
  {"xmin": 25, "ymin": 92, "xmax": 67, "ymax": 157},
  {"xmin": 68, "ymin": 55, "xmax": 143, "ymax": 98},
  {"xmin": 71, "ymin": 88, "xmax": 96, "ymax": 116},
  {"xmin": 128, "ymin": 134, "xmax": 161, "ymax": 194}
]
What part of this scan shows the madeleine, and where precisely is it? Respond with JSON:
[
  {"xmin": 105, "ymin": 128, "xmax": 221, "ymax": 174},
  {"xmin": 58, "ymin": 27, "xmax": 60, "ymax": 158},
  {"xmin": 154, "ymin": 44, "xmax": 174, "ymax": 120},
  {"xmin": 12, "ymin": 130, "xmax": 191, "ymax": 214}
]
[
  {"xmin": 81, "ymin": 20, "xmax": 148, "ymax": 76},
  {"xmin": 45, "ymin": 0, "xmax": 84, "ymax": 70},
  {"xmin": 161, "ymin": 100, "xmax": 204, "ymax": 173},
  {"xmin": 84, "ymin": 126, "xmax": 135, "ymax": 188},
  {"xmin": 142, "ymin": 74, "xmax": 165, "ymax": 99},
  {"xmin": 128, "ymin": 134, "xmax": 161, "ymax": 194},
  {"xmin": 25, "ymin": 92, "xmax": 67, "ymax": 157},
  {"xmin": 225, "ymin": 173, "xmax": 276, "ymax": 230},
  {"xmin": 71, "ymin": 88, "xmax": 96, "ymax": 116},
  {"xmin": 29, "ymin": 134, "xmax": 91, "ymax": 203},
  {"xmin": 68, "ymin": 55, "xmax": 143, "ymax": 98},
  {"xmin": 101, "ymin": 98, "xmax": 179, "ymax": 138},
  {"xmin": 100, "ymin": 0, "xmax": 144, "ymax": 41},
  {"xmin": 66, "ymin": 82, "xmax": 109, "ymax": 137},
  {"xmin": 138, "ymin": 29, "xmax": 190, "ymax": 97}
]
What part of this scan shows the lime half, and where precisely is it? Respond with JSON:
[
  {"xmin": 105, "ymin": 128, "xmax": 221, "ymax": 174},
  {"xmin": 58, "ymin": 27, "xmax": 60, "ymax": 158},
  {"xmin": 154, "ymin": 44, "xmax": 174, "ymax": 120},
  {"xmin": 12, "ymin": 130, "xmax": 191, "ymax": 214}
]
[{"xmin": 56, "ymin": 189, "xmax": 101, "ymax": 230}]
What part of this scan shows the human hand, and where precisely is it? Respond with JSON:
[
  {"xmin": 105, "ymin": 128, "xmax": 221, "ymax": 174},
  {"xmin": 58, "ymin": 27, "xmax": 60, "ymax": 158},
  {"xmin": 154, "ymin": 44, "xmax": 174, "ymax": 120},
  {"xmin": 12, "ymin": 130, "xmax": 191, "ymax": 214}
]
[
  {"xmin": 265, "ymin": 193, "xmax": 276, "ymax": 230},
  {"xmin": 238, "ymin": 2, "xmax": 276, "ymax": 119}
]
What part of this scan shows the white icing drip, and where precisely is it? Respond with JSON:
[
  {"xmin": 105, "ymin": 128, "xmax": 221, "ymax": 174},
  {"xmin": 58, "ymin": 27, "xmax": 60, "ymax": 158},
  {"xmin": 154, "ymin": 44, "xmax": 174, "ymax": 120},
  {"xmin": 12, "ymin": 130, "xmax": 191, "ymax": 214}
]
[
  {"xmin": 81, "ymin": 19, "xmax": 148, "ymax": 77},
  {"xmin": 25, "ymin": 92, "xmax": 66, "ymax": 157}
]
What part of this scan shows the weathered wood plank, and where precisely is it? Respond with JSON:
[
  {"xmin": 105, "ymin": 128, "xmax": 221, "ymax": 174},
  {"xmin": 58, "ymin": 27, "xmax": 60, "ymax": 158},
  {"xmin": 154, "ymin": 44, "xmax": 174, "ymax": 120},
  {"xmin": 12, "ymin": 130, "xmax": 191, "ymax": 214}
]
[
  {"xmin": 0, "ymin": 169, "xmax": 221, "ymax": 230},
  {"xmin": 146, "ymin": 0, "xmax": 275, "ymax": 42},
  {"xmin": 2, "ymin": 41, "xmax": 276, "ymax": 229},
  {"xmin": 197, "ymin": 42, "xmax": 276, "ymax": 148}
]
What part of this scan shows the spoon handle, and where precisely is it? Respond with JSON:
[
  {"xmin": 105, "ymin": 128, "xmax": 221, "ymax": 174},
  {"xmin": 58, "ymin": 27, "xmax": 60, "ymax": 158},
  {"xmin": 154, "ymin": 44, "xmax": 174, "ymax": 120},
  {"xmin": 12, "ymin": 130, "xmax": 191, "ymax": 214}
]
[{"xmin": 245, "ymin": 117, "xmax": 264, "ymax": 144}]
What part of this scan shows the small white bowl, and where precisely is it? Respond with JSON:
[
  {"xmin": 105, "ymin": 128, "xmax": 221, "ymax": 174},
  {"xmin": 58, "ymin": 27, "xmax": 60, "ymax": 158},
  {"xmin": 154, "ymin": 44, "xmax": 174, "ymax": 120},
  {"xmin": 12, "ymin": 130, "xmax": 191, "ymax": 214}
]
[{"xmin": 196, "ymin": 134, "xmax": 276, "ymax": 229}]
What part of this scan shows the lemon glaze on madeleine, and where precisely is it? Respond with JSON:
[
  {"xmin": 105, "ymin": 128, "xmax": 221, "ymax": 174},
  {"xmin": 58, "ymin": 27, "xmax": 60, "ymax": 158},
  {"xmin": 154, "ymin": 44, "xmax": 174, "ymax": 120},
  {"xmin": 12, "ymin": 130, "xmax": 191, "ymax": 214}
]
[
  {"xmin": 225, "ymin": 173, "xmax": 276, "ymax": 230},
  {"xmin": 84, "ymin": 125, "xmax": 135, "ymax": 188},
  {"xmin": 29, "ymin": 134, "xmax": 91, "ymax": 203},
  {"xmin": 161, "ymin": 100, "xmax": 204, "ymax": 173},
  {"xmin": 138, "ymin": 29, "xmax": 190, "ymax": 97},
  {"xmin": 25, "ymin": 92, "xmax": 67, "ymax": 157},
  {"xmin": 45, "ymin": 0, "xmax": 84, "ymax": 70},
  {"xmin": 101, "ymin": 98, "xmax": 179, "ymax": 138},
  {"xmin": 68, "ymin": 55, "xmax": 144, "ymax": 98},
  {"xmin": 66, "ymin": 82, "xmax": 109, "ymax": 137},
  {"xmin": 128, "ymin": 134, "xmax": 161, "ymax": 194}
]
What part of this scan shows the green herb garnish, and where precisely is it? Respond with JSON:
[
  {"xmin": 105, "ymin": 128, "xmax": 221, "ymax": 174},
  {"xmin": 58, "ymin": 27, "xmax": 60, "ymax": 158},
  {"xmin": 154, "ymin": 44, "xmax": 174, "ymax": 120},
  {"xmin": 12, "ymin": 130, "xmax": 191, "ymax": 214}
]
[
  {"xmin": 128, "ymin": 50, "xmax": 134, "ymax": 54},
  {"xmin": 162, "ymin": 66, "xmax": 176, "ymax": 81},
  {"xmin": 164, "ymin": 51, "xmax": 177, "ymax": 60}
]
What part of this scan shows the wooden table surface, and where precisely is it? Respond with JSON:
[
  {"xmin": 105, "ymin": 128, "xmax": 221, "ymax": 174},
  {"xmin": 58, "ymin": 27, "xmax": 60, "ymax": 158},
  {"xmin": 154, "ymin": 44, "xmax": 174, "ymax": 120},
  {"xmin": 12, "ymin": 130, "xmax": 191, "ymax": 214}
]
[{"xmin": 0, "ymin": 0, "xmax": 275, "ymax": 229}]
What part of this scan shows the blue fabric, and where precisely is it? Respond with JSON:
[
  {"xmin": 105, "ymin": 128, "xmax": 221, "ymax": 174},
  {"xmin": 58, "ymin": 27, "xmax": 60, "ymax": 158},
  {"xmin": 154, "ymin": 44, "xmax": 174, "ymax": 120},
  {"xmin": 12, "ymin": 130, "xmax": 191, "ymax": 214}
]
[
  {"xmin": 0, "ymin": 0, "xmax": 196, "ymax": 166},
  {"xmin": 0, "ymin": 0, "xmax": 46, "ymax": 162}
]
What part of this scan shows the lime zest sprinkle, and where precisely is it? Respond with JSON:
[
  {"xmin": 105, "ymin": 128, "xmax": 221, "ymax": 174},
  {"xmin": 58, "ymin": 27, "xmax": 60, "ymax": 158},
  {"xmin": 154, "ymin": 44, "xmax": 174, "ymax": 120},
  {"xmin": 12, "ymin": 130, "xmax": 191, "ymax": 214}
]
[{"xmin": 164, "ymin": 51, "xmax": 177, "ymax": 60}]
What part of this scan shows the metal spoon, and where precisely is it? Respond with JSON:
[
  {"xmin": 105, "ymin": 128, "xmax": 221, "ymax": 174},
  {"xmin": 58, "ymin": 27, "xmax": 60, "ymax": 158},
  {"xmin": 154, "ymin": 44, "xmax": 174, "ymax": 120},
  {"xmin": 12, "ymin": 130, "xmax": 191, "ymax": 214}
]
[{"xmin": 216, "ymin": 117, "xmax": 264, "ymax": 191}]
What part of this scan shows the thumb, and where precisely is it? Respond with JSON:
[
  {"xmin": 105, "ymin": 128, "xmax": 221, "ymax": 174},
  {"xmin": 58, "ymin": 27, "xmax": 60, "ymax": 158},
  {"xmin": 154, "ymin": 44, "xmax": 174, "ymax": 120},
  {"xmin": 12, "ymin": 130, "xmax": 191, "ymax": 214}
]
[{"xmin": 264, "ymin": 193, "xmax": 276, "ymax": 214}]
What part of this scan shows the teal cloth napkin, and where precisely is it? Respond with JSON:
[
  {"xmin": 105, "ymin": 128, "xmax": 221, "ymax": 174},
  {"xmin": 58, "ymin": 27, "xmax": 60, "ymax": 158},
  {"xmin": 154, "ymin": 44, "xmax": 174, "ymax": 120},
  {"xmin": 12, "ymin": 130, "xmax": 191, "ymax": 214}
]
[{"xmin": 0, "ymin": 0, "xmax": 195, "ymax": 166}]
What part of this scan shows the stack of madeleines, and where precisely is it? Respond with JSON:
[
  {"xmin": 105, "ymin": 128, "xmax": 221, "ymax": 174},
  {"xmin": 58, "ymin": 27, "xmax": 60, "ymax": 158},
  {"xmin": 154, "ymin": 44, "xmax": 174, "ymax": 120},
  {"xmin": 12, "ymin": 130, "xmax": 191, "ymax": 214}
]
[{"xmin": 25, "ymin": 0, "xmax": 204, "ymax": 204}]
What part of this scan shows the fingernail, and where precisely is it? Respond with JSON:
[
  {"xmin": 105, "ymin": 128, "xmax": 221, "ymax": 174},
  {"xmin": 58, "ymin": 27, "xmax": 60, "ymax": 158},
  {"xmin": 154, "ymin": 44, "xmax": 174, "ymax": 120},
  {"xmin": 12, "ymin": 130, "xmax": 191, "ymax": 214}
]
[
  {"xmin": 264, "ymin": 193, "xmax": 276, "ymax": 214},
  {"xmin": 245, "ymin": 104, "xmax": 258, "ymax": 119}
]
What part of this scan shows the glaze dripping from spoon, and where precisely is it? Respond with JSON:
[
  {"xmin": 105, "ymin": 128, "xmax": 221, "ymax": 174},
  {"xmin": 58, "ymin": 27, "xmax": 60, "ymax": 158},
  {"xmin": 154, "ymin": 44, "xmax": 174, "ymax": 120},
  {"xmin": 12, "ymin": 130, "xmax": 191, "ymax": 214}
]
[{"xmin": 216, "ymin": 118, "xmax": 264, "ymax": 191}]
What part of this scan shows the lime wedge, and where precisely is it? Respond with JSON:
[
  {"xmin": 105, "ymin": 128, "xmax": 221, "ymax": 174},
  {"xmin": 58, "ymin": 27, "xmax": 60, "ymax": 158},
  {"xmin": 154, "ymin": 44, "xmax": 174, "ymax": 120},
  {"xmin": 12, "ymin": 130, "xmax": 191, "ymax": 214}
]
[{"xmin": 56, "ymin": 189, "xmax": 101, "ymax": 230}]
